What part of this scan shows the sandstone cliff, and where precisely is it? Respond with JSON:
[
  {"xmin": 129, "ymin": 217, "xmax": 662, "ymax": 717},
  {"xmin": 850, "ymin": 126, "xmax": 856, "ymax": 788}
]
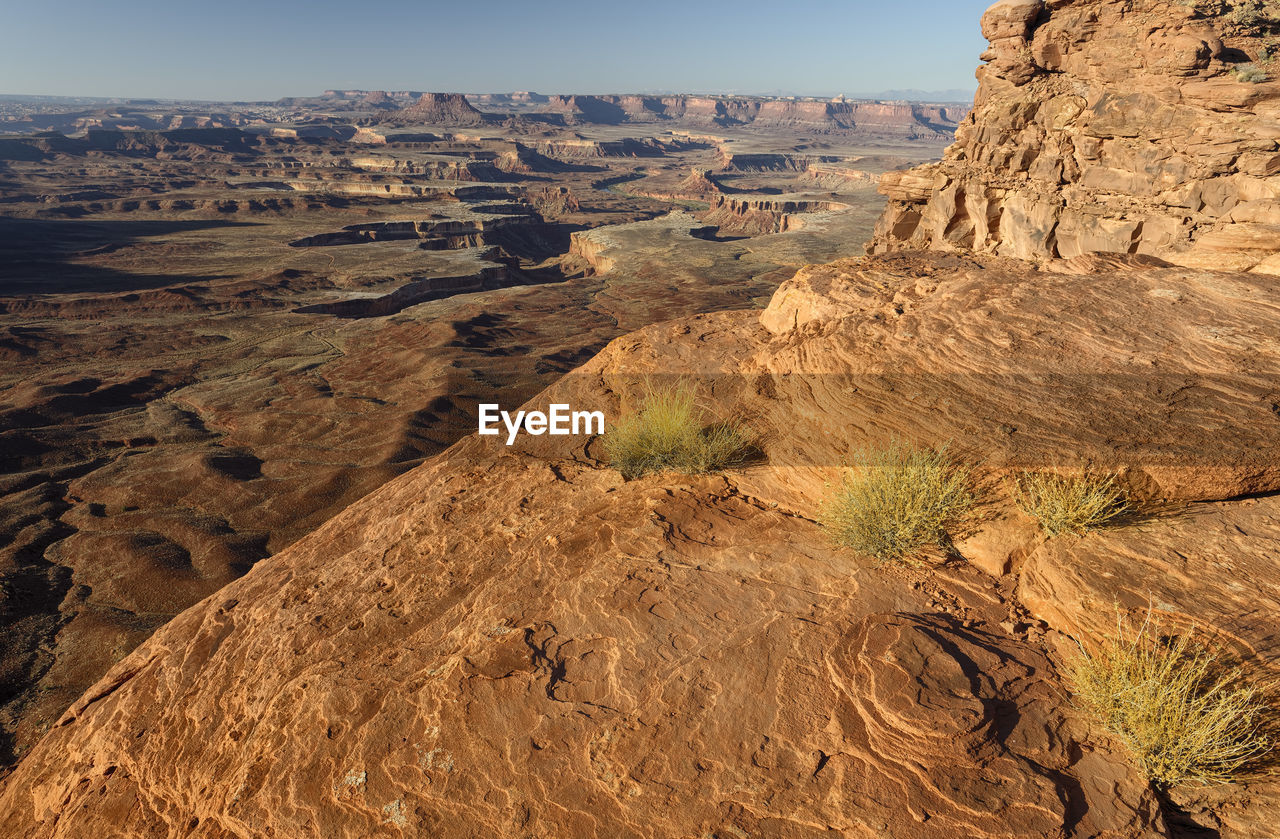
[
  {"xmin": 3, "ymin": 251, "xmax": 1279, "ymax": 837},
  {"xmin": 869, "ymin": 0, "xmax": 1280, "ymax": 273}
]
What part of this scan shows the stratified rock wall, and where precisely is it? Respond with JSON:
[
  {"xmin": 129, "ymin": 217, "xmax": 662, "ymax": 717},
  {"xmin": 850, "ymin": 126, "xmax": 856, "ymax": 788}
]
[
  {"xmin": 392, "ymin": 93, "xmax": 485, "ymax": 125},
  {"xmin": 538, "ymin": 95, "xmax": 967, "ymax": 138},
  {"xmin": 869, "ymin": 0, "xmax": 1280, "ymax": 273}
]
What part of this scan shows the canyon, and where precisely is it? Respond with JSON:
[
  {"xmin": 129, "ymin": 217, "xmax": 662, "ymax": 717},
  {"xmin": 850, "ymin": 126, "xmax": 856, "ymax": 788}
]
[
  {"xmin": 0, "ymin": 89, "xmax": 947, "ymax": 774},
  {"xmin": 3, "ymin": 0, "xmax": 1280, "ymax": 836}
]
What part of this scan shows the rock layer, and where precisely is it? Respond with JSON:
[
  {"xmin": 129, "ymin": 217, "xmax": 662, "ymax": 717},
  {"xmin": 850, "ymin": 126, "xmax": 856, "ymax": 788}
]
[
  {"xmin": 0, "ymin": 416, "xmax": 1162, "ymax": 839},
  {"xmin": 748, "ymin": 252, "xmax": 1280, "ymax": 502},
  {"xmin": 1018, "ymin": 495, "xmax": 1280, "ymax": 838},
  {"xmin": 6, "ymin": 250, "xmax": 1280, "ymax": 835},
  {"xmin": 391, "ymin": 93, "xmax": 485, "ymax": 125},
  {"xmin": 869, "ymin": 0, "xmax": 1280, "ymax": 272},
  {"xmin": 535, "ymin": 95, "xmax": 966, "ymax": 137}
]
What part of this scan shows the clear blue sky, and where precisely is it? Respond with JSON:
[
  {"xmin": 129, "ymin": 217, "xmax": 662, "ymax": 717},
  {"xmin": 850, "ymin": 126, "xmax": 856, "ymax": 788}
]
[{"xmin": 0, "ymin": 0, "xmax": 993, "ymax": 100}]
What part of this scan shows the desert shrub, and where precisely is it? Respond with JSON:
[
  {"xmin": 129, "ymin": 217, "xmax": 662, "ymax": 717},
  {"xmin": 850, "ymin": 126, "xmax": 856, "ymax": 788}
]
[
  {"xmin": 1230, "ymin": 61, "xmax": 1270, "ymax": 81},
  {"xmin": 1068, "ymin": 610, "xmax": 1272, "ymax": 786},
  {"xmin": 1228, "ymin": 0, "xmax": 1280, "ymax": 28},
  {"xmin": 1178, "ymin": 0, "xmax": 1280, "ymax": 23},
  {"xmin": 604, "ymin": 382, "xmax": 752, "ymax": 479},
  {"xmin": 820, "ymin": 443, "xmax": 974, "ymax": 564},
  {"xmin": 1011, "ymin": 471, "xmax": 1131, "ymax": 536}
]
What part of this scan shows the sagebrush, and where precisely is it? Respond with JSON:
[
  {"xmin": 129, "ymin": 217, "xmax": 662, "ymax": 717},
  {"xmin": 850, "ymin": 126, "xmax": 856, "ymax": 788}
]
[
  {"xmin": 1229, "ymin": 0, "xmax": 1280, "ymax": 28},
  {"xmin": 820, "ymin": 443, "xmax": 974, "ymax": 564},
  {"xmin": 604, "ymin": 382, "xmax": 752, "ymax": 479},
  {"xmin": 1068, "ymin": 610, "xmax": 1272, "ymax": 786},
  {"xmin": 1230, "ymin": 61, "xmax": 1269, "ymax": 81},
  {"xmin": 1011, "ymin": 471, "xmax": 1131, "ymax": 536},
  {"xmin": 1176, "ymin": 0, "xmax": 1280, "ymax": 31}
]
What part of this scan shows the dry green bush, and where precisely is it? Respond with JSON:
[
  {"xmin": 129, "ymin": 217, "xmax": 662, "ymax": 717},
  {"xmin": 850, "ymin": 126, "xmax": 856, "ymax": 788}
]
[
  {"xmin": 1068, "ymin": 610, "xmax": 1272, "ymax": 786},
  {"xmin": 820, "ymin": 443, "xmax": 974, "ymax": 564},
  {"xmin": 604, "ymin": 382, "xmax": 752, "ymax": 479},
  {"xmin": 1011, "ymin": 471, "xmax": 1131, "ymax": 536},
  {"xmin": 1230, "ymin": 61, "xmax": 1270, "ymax": 81},
  {"xmin": 1228, "ymin": 0, "xmax": 1280, "ymax": 27},
  {"xmin": 1179, "ymin": 0, "xmax": 1280, "ymax": 29}
]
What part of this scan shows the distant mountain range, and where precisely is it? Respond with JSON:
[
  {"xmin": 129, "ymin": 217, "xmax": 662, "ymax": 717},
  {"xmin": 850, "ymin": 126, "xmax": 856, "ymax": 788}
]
[
  {"xmin": 1, "ymin": 88, "xmax": 978, "ymax": 107},
  {"xmin": 628, "ymin": 88, "xmax": 977, "ymax": 103}
]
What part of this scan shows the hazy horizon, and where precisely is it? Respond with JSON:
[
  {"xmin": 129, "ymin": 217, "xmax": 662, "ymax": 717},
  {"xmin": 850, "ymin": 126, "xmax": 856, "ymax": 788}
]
[
  {"xmin": 0, "ymin": 87, "xmax": 981, "ymax": 105},
  {"xmin": 0, "ymin": 0, "xmax": 991, "ymax": 101}
]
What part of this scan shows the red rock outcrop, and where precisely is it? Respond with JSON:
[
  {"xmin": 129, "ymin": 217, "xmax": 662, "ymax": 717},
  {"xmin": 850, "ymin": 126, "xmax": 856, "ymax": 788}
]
[
  {"xmin": 391, "ymin": 93, "xmax": 486, "ymax": 126},
  {"xmin": 625, "ymin": 169, "xmax": 724, "ymax": 205},
  {"xmin": 802, "ymin": 164, "xmax": 878, "ymax": 190},
  {"xmin": 869, "ymin": 0, "xmax": 1280, "ymax": 272},
  {"xmin": 675, "ymin": 167, "xmax": 721, "ymax": 196},
  {"xmin": 532, "ymin": 136, "xmax": 699, "ymax": 159},
  {"xmin": 541, "ymin": 95, "xmax": 630, "ymax": 124},
  {"xmin": 6, "ymin": 249, "xmax": 1280, "ymax": 835},
  {"xmin": 699, "ymin": 195, "xmax": 849, "ymax": 235},
  {"xmin": 1016, "ymin": 494, "xmax": 1280, "ymax": 837},
  {"xmin": 0, "ymin": 395, "xmax": 1161, "ymax": 838}
]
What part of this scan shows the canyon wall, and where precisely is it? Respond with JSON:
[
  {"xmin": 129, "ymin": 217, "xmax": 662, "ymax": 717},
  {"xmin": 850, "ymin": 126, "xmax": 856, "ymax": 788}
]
[
  {"xmin": 868, "ymin": 0, "xmax": 1280, "ymax": 273},
  {"xmin": 535, "ymin": 95, "xmax": 967, "ymax": 137}
]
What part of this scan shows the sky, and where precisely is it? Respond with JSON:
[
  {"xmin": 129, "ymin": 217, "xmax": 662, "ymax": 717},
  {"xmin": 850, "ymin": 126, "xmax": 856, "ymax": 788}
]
[{"xmin": 0, "ymin": 0, "xmax": 993, "ymax": 101}]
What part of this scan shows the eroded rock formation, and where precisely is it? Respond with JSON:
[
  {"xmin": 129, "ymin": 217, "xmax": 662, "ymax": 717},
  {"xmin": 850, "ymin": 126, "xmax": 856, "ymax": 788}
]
[
  {"xmin": 869, "ymin": 0, "xmax": 1280, "ymax": 272},
  {"xmin": 391, "ymin": 93, "xmax": 486, "ymax": 126},
  {"xmin": 5, "ymin": 250, "xmax": 1280, "ymax": 835},
  {"xmin": 699, "ymin": 195, "xmax": 850, "ymax": 235},
  {"xmin": 534, "ymin": 95, "xmax": 967, "ymax": 138}
]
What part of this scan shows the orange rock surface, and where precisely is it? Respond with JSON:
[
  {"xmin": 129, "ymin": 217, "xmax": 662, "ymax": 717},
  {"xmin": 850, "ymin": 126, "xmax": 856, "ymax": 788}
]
[{"xmin": 5, "ymin": 248, "xmax": 1280, "ymax": 835}]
